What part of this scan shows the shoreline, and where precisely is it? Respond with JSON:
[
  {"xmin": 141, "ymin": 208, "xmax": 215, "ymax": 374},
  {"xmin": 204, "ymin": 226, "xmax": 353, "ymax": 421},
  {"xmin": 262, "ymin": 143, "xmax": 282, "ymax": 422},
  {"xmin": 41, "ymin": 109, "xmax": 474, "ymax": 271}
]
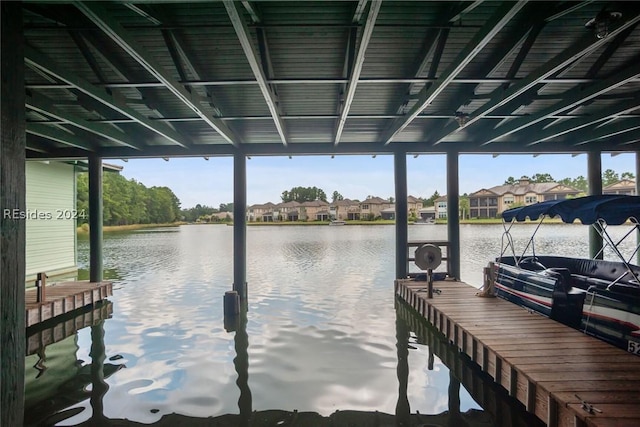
[
  {"xmin": 77, "ymin": 222, "xmax": 186, "ymax": 234},
  {"xmin": 77, "ymin": 217, "xmax": 572, "ymax": 233}
]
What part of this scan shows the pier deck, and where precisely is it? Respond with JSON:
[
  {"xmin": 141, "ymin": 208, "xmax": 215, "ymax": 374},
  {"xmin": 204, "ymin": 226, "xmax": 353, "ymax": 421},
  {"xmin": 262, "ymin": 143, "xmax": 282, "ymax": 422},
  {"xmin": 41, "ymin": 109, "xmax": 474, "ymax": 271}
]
[
  {"xmin": 395, "ymin": 278, "xmax": 640, "ymax": 427},
  {"xmin": 25, "ymin": 281, "xmax": 112, "ymax": 328}
]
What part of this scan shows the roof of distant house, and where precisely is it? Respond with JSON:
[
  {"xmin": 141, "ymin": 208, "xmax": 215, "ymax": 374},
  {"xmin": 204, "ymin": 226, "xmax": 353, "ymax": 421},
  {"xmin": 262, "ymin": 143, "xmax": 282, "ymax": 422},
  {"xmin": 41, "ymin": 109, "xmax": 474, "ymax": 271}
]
[
  {"xmin": 604, "ymin": 179, "xmax": 636, "ymax": 190},
  {"xmin": 471, "ymin": 178, "xmax": 579, "ymax": 196}
]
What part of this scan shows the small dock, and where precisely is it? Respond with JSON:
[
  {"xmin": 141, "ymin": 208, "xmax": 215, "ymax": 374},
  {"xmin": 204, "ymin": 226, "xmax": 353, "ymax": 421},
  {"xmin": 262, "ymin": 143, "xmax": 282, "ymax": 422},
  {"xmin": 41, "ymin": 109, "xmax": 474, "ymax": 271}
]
[
  {"xmin": 395, "ymin": 278, "xmax": 640, "ymax": 427},
  {"xmin": 26, "ymin": 300, "xmax": 113, "ymax": 355},
  {"xmin": 26, "ymin": 281, "xmax": 112, "ymax": 328}
]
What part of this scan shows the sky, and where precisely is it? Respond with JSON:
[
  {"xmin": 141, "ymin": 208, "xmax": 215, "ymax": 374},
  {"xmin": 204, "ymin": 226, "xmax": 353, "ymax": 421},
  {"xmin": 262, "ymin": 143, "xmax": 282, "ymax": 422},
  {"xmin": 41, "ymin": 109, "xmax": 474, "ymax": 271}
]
[{"xmin": 105, "ymin": 153, "xmax": 638, "ymax": 209}]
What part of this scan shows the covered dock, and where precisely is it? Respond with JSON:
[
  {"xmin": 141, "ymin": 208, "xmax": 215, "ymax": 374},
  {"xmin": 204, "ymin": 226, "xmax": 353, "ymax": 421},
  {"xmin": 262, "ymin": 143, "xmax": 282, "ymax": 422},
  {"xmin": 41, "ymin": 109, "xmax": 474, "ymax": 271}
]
[
  {"xmin": 3, "ymin": 1, "xmax": 640, "ymax": 424},
  {"xmin": 396, "ymin": 278, "xmax": 640, "ymax": 427}
]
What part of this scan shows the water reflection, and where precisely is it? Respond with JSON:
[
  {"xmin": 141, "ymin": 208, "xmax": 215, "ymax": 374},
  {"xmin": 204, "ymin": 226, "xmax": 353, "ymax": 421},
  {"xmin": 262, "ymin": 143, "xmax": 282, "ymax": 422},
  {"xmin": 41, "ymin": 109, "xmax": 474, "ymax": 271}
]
[
  {"xmin": 24, "ymin": 302, "xmax": 126, "ymax": 426},
  {"xmin": 395, "ymin": 301, "xmax": 545, "ymax": 427},
  {"xmin": 49, "ymin": 223, "xmax": 610, "ymax": 425},
  {"xmin": 233, "ymin": 311, "xmax": 252, "ymax": 427}
]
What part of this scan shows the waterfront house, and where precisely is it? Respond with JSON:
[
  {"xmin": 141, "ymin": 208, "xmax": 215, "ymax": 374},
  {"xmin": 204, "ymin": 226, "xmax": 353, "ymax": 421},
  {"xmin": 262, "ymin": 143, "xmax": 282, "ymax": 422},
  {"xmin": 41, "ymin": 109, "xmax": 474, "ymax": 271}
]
[
  {"xmin": 360, "ymin": 196, "xmax": 393, "ymax": 220},
  {"xmin": 329, "ymin": 198, "xmax": 359, "ymax": 220},
  {"xmin": 434, "ymin": 196, "xmax": 448, "ymax": 219},
  {"xmin": 247, "ymin": 202, "xmax": 277, "ymax": 222},
  {"xmin": 276, "ymin": 201, "xmax": 302, "ymax": 221},
  {"xmin": 469, "ymin": 177, "xmax": 580, "ymax": 219},
  {"xmin": 407, "ymin": 195, "xmax": 422, "ymax": 218},
  {"xmin": 300, "ymin": 200, "xmax": 330, "ymax": 221},
  {"xmin": 418, "ymin": 206, "xmax": 436, "ymax": 220},
  {"xmin": 381, "ymin": 206, "xmax": 396, "ymax": 220},
  {"xmin": 603, "ymin": 179, "xmax": 636, "ymax": 195}
]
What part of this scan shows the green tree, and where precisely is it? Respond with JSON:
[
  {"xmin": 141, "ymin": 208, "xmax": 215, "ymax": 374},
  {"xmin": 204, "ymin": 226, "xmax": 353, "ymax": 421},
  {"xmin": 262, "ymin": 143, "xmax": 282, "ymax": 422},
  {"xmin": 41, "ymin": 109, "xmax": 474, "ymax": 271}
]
[
  {"xmin": 423, "ymin": 191, "xmax": 440, "ymax": 207},
  {"xmin": 76, "ymin": 173, "xmax": 89, "ymax": 223},
  {"xmin": 621, "ymin": 172, "xmax": 635, "ymax": 180},
  {"xmin": 531, "ymin": 173, "xmax": 554, "ymax": 183},
  {"xmin": 219, "ymin": 203, "xmax": 234, "ymax": 212},
  {"xmin": 503, "ymin": 176, "xmax": 517, "ymax": 185},
  {"xmin": 281, "ymin": 186, "xmax": 327, "ymax": 203},
  {"xmin": 331, "ymin": 191, "xmax": 344, "ymax": 203},
  {"xmin": 557, "ymin": 175, "xmax": 587, "ymax": 193},
  {"xmin": 459, "ymin": 195, "xmax": 470, "ymax": 220},
  {"xmin": 602, "ymin": 169, "xmax": 620, "ymax": 187},
  {"xmin": 180, "ymin": 204, "xmax": 218, "ymax": 222},
  {"xmin": 77, "ymin": 172, "xmax": 181, "ymax": 226}
]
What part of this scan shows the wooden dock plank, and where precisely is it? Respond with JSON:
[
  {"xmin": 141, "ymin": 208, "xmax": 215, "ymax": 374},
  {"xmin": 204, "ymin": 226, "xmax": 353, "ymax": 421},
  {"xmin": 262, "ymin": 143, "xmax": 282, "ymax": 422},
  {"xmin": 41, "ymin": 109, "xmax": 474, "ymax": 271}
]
[
  {"xmin": 26, "ymin": 301, "xmax": 113, "ymax": 355},
  {"xmin": 395, "ymin": 278, "xmax": 640, "ymax": 427},
  {"xmin": 25, "ymin": 281, "xmax": 112, "ymax": 328}
]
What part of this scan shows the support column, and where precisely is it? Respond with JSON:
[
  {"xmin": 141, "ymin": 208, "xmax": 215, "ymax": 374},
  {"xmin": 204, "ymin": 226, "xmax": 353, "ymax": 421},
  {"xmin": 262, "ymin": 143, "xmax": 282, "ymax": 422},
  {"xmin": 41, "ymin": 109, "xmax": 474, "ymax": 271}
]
[
  {"xmin": 587, "ymin": 151, "xmax": 603, "ymax": 259},
  {"xmin": 88, "ymin": 153, "xmax": 103, "ymax": 282},
  {"xmin": 1, "ymin": 2, "xmax": 26, "ymax": 425},
  {"xmin": 233, "ymin": 152, "xmax": 247, "ymax": 301},
  {"xmin": 394, "ymin": 151, "xmax": 408, "ymax": 279},
  {"xmin": 636, "ymin": 152, "xmax": 640, "ymax": 265},
  {"xmin": 447, "ymin": 151, "xmax": 461, "ymax": 280}
]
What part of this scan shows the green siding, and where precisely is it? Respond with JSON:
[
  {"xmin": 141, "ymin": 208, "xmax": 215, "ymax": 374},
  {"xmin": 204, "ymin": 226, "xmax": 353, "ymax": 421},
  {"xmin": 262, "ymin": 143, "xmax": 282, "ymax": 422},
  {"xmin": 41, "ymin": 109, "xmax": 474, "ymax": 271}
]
[{"xmin": 25, "ymin": 162, "xmax": 77, "ymax": 282}]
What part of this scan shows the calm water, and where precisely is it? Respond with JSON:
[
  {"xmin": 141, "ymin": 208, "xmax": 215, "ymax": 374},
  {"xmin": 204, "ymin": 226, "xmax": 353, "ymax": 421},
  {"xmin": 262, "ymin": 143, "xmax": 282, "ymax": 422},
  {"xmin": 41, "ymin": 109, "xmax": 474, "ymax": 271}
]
[{"xmin": 25, "ymin": 223, "xmax": 633, "ymax": 425}]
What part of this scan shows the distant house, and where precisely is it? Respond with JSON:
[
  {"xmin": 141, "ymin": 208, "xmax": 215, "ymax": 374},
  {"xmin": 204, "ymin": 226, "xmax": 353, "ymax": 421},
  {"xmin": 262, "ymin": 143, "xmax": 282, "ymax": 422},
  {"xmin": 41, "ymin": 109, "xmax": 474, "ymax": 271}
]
[
  {"xmin": 247, "ymin": 202, "xmax": 276, "ymax": 222},
  {"xmin": 603, "ymin": 179, "xmax": 636, "ymax": 195},
  {"xmin": 300, "ymin": 200, "xmax": 330, "ymax": 221},
  {"xmin": 434, "ymin": 196, "xmax": 448, "ymax": 219},
  {"xmin": 277, "ymin": 201, "xmax": 302, "ymax": 221},
  {"xmin": 418, "ymin": 206, "xmax": 436, "ymax": 220},
  {"xmin": 381, "ymin": 206, "xmax": 396, "ymax": 220},
  {"xmin": 360, "ymin": 196, "xmax": 393, "ymax": 219},
  {"xmin": 407, "ymin": 195, "xmax": 422, "ymax": 218},
  {"xmin": 469, "ymin": 177, "xmax": 580, "ymax": 219},
  {"xmin": 208, "ymin": 212, "xmax": 232, "ymax": 222},
  {"xmin": 329, "ymin": 198, "xmax": 358, "ymax": 220}
]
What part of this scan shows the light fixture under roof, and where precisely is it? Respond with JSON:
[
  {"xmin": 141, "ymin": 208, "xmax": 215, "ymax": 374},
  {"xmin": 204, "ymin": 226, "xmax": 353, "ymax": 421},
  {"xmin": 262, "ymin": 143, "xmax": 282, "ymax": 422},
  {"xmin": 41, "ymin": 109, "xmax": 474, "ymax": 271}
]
[
  {"xmin": 454, "ymin": 111, "xmax": 470, "ymax": 128},
  {"xmin": 585, "ymin": 9, "xmax": 622, "ymax": 39}
]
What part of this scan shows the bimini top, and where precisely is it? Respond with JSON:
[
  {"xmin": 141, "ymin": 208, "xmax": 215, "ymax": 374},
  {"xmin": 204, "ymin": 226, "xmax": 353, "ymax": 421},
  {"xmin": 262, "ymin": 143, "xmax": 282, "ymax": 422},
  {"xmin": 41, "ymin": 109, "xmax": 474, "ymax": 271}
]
[{"xmin": 501, "ymin": 195, "xmax": 640, "ymax": 225}]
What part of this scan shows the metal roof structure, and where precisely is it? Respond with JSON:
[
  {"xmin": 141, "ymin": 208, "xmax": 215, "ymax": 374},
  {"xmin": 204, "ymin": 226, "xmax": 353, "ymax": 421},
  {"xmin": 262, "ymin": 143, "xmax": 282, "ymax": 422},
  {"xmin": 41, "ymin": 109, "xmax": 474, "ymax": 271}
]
[{"xmin": 21, "ymin": 1, "xmax": 640, "ymax": 159}]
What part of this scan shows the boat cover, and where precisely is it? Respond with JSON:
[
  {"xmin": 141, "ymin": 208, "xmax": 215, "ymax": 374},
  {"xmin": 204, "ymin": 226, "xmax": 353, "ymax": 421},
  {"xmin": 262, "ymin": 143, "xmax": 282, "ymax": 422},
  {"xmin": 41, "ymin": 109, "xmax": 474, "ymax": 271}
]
[{"xmin": 501, "ymin": 195, "xmax": 640, "ymax": 224}]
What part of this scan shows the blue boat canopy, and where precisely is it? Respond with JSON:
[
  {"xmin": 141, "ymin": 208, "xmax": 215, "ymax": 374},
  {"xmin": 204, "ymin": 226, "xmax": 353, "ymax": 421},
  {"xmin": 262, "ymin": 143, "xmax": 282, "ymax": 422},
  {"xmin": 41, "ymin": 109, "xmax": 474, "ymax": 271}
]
[{"xmin": 501, "ymin": 195, "xmax": 640, "ymax": 225}]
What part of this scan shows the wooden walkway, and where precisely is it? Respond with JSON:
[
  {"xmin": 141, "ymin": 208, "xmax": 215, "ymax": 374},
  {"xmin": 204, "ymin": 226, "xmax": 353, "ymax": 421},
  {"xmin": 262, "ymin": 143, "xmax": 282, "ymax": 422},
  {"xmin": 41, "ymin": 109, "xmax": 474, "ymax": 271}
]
[
  {"xmin": 25, "ymin": 281, "xmax": 112, "ymax": 328},
  {"xmin": 395, "ymin": 278, "xmax": 640, "ymax": 427}
]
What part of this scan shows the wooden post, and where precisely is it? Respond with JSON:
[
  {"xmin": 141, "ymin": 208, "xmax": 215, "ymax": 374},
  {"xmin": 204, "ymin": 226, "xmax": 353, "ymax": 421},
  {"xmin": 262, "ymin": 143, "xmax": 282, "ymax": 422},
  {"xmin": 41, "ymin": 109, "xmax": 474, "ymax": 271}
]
[
  {"xmin": 36, "ymin": 272, "xmax": 47, "ymax": 302},
  {"xmin": 1, "ymin": 2, "xmax": 26, "ymax": 425},
  {"xmin": 394, "ymin": 150, "xmax": 408, "ymax": 279},
  {"xmin": 447, "ymin": 150, "xmax": 461, "ymax": 280},
  {"xmin": 587, "ymin": 151, "xmax": 603, "ymax": 259},
  {"xmin": 88, "ymin": 154, "xmax": 103, "ymax": 282}
]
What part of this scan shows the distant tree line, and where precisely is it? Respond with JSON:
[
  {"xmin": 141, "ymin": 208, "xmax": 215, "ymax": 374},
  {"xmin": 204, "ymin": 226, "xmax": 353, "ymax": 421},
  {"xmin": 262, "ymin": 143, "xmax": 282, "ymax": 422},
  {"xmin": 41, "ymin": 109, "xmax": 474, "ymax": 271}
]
[
  {"xmin": 180, "ymin": 203, "xmax": 234, "ymax": 222},
  {"xmin": 281, "ymin": 186, "xmax": 328, "ymax": 203},
  {"xmin": 77, "ymin": 172, "xmax": 181, "ymax": 226}
]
